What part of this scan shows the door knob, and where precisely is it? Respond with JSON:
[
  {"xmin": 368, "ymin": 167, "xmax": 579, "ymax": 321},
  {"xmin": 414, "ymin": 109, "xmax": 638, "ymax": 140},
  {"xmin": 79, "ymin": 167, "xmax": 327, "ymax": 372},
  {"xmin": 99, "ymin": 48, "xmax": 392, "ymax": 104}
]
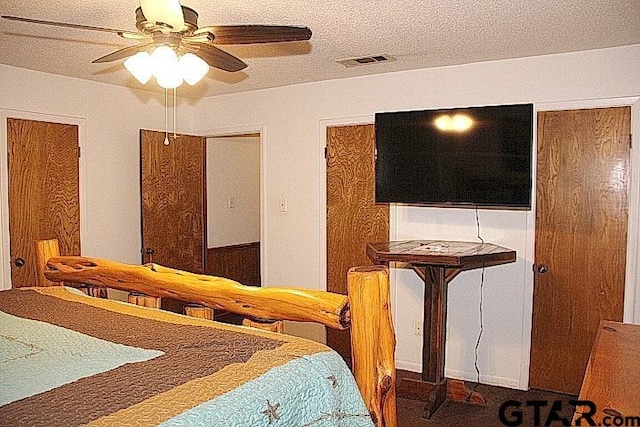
[
  {"xmin": 141, "ymin": 248, "xmax": 155, "ymax": 263},
  {"xmin": 535, "ymin": 264, "xmax": 549, "ymax": 274},
  {"xmin": 14, "ymin": 257, "xmax": 25, "ymax": 268}
]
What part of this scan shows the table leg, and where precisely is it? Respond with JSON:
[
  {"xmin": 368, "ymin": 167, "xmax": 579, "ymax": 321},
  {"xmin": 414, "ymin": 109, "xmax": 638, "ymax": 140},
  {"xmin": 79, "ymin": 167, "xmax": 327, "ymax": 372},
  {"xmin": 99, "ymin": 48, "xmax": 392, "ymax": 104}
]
[
  {"xmin": 397, "ymin": 265, "xmax": 486, "ymax": 418},
  {"xmin": 397, "ymin": 266, "xmax": 448, "ymax": 417},
  {"xmin": 422, "ymin": 266, "xmax": 446, "ymax": 383}
]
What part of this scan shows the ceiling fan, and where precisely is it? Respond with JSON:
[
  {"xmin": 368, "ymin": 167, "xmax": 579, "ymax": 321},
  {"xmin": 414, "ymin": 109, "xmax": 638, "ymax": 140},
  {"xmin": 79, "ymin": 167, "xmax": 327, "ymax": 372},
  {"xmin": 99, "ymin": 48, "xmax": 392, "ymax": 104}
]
[{"xmin": 2, "ymin": 0, "xmax": 311, "ymax": 87}]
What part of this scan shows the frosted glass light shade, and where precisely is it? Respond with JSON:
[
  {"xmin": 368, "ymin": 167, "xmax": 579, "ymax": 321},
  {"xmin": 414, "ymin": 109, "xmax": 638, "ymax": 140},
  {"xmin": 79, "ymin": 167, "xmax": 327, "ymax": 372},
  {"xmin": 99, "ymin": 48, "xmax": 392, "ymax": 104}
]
[
  {"xmin": 179, "ymin": 53, "xmax": 209, "ymax": 85},
  {"xmin": 156, "ymin": 73, "xmax": 183, "ymax": 89},
  {"xmin": 140, "ymin": 0, "xmax": 185, "ymax": 32},
  {"xmin": 151, "ymin": 46, "xmax": 178, "ymax": 68},
  {"xmin": 151, "ymin": 46, "xmax": 183, "ymax": 88},
  {"xmin": 124, "ymin": 52, "xmax": 153, "ymax": 84}
]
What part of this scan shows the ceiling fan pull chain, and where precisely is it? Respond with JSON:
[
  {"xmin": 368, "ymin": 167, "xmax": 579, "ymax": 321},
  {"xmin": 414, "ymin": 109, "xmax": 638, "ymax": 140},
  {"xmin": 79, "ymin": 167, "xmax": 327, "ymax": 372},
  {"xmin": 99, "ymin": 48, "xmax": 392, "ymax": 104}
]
[
  {"xmin": 173, "ymin": 87, "xmax": 177, "ymax": 140},
  {"xmin": 164, "ymin": 88, "xmax": 170, "ymax": 145}
]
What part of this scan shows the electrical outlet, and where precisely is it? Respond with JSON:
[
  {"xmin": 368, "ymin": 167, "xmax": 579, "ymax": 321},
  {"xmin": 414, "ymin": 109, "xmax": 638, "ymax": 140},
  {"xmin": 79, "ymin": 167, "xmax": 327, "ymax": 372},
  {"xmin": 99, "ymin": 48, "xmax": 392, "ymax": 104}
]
[{"xmin": 414, "ymin": 320, "xmax": 423, "ymax": 336}]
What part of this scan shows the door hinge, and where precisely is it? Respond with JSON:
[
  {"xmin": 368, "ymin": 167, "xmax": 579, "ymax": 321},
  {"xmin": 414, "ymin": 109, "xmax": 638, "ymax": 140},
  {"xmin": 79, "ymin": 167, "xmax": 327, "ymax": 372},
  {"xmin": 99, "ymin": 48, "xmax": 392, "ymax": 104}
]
[
  {"xmin": 324, "ymin": 146, "xmax": 328, "ymax": 160},
  {"xmin": 630, "ymin": 134, "xmax": 633, "ymax": 149},
  {"xmin": 78, "ymin": 146, "xmax": 81, "ymax": 158}
]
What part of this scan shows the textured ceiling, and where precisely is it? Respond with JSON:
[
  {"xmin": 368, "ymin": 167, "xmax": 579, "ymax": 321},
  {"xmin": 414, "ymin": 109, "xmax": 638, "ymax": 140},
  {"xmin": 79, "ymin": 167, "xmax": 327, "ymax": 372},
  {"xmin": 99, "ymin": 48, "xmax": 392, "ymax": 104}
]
[{"xmin": 1, "ymin": 0, "xmax": 639, "ymax": 98}]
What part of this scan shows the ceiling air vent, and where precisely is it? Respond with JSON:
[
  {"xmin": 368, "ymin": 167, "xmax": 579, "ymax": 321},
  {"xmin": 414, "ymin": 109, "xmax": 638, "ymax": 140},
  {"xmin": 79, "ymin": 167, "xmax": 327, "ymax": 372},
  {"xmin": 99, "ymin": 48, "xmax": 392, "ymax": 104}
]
[{"xmin": 336, "ymin": 55, "xmax": 396, "ymax": 68}]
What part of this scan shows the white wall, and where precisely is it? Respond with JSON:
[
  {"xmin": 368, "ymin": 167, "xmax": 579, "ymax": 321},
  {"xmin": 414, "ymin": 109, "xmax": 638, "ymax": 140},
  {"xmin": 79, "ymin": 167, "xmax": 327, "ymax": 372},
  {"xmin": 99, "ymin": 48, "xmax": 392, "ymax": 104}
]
[
  {"xmin": 0, "ymin": 63, "xmax": 196, "ymax": 289},
  {"xmin": 192, "ymin": 44, "xmax": 640, "ymax": 389},
  {"xmin": 206, "ymin": 135, "xmax": 260, "ymax": 247}
]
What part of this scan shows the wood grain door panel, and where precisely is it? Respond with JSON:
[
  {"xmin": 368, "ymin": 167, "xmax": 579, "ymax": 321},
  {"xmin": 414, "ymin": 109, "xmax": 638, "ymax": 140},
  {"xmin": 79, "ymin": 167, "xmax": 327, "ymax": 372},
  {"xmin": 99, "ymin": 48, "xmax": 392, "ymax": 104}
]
[
  {"xmin": 326, "ymin": 124, "xmax": 389, "ymax": 363},
  {"xmin": 140, "ymin": 130, "xmax": 206, "ymax": 274},
  {"xmin": 530, "ymin": 107, "xmax": 629, "ymax": 394},
  {"xmin": 7, "ymin": 118, "xmax": 80, "ymax": 287}
]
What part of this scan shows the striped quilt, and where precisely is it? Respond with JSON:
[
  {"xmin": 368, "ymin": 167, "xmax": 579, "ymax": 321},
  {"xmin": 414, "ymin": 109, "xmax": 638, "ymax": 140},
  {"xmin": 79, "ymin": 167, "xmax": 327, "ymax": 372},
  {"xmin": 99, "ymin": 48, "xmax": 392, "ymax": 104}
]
[{"xmin": 0, "ymin": 287, "xmax": 373, "ymax": 426}]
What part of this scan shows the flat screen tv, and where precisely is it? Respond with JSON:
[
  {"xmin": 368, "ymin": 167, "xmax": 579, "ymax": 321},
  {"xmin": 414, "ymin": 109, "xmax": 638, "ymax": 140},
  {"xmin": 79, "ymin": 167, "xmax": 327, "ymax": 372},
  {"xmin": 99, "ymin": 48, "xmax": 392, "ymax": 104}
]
[{"xmin": 375, "ymin": 103, "xmax": 533, "ymax": 209}]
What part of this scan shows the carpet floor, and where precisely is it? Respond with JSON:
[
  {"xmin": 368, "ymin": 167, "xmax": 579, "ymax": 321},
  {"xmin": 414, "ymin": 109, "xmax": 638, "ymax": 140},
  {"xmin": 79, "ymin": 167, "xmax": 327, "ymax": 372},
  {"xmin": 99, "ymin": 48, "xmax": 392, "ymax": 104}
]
[{"xmin": 396, "ymin": 379, "xmax": 576, "ymax": 427}]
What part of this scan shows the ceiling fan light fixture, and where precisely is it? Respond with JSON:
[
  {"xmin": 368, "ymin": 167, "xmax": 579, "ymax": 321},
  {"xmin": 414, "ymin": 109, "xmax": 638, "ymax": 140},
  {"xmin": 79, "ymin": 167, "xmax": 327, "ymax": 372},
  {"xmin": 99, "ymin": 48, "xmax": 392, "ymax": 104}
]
[
  {"xmin": 140, "ymin": 0, "xmax": 185, "ymax": 31},
  {"xmin": 123, "ymin": 46, "xmax": 209, "ymax": 88},
  {"xmin": 123, "ymin": 51, "xmax": 154, "ymax": 84},
  {"xmin": 179, "ymin": 53, "xmax": 209, "ymax": 85}
]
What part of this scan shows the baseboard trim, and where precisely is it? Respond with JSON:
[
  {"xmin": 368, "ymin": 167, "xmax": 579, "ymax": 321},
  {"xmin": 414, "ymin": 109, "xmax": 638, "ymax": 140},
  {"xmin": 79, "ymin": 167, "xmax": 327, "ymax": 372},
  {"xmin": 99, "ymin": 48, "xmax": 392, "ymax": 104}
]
[
  {"xmin": 445, "ymin": 368, "xmax": 524, "ymax": 390},
  {"xmin": 395, "ymin": 360, "xmax": 525, "ymax": 391},
  {"xmin": 396, "ymin": 360, "xmax": 421, "ymax": 373}
]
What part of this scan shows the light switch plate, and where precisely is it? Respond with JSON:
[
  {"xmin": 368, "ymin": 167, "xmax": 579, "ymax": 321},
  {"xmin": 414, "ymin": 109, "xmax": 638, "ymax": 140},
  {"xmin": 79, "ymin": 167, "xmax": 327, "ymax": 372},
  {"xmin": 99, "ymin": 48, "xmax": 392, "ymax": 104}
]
[{"xmin": 278, "ymin": 198, "xmax": 288, "ymax": 213}]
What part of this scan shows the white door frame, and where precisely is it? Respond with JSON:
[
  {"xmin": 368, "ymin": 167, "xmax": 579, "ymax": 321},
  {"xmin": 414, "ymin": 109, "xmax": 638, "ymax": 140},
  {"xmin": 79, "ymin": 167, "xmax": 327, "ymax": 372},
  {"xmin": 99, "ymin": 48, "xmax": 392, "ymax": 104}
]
[{"xmin": 0, "ymin": 109, "xmax": 87, "ymax": 290}]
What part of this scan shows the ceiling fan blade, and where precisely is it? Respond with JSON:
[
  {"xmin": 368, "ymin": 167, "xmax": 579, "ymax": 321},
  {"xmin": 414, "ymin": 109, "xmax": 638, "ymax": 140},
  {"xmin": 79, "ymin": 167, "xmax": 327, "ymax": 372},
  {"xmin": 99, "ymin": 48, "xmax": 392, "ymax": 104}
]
[
  {"xmin": 182, "ymin": 42, "xmax": 247, "ymax": 72},
  {"xmin": 194, "ymin": 25, "xmax": 312, "ymax": 45},
  {"xmin": 1, "ymin": 15, "xmax": 137, "ymax": 37},
  {"xmin": 92, "ymin": 42, "xmax": 154, "ymax": 63}
]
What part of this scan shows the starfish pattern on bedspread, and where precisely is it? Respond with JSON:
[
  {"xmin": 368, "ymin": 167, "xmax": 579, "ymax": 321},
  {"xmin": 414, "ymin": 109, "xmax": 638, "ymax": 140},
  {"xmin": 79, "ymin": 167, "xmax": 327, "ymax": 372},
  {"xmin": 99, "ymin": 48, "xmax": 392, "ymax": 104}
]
[{"xmin": 262, "ymin": 400, "xmax": 281, "ymax": 425}]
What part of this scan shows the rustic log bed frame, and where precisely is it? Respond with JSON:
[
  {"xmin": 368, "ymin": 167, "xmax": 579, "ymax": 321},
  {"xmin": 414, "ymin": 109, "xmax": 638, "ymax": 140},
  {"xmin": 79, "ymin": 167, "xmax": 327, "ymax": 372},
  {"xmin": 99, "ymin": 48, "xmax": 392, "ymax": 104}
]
[{"xmin": 34, "ymin": 239, "xmax": 397, "ymax": 427}]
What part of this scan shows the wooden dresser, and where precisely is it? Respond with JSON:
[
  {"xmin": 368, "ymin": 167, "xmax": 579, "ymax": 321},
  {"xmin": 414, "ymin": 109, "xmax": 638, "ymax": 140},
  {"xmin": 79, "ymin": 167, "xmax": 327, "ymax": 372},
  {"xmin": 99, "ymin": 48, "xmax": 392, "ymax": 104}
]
[{"xmin": 573, "ymin": 320, "xmax": 640, "ymax": 425}]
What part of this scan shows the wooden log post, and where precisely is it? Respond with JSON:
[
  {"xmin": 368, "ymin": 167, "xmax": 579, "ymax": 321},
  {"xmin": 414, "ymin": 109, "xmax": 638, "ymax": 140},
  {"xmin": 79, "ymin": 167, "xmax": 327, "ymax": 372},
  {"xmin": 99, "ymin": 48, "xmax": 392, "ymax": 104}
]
[
  {"xmin": 242, "ymin": 318, "xmax": 285, "ymax": 333},
  {"xmin": 184, "ymin": 304, "xmax": 215, "ymax": 320},
  {"xmin": 128, "ymin": 292, "xmax": 162, "ymax": 309},
  {"xmin": 35, "ymin": 239, "xmax": 61, "ymax": 287},
  {"xmin": 81, "ymin": 284, "xmax": 108, "ymax": 298},
  {"xmin": 348, "ymin": 266, "xmax": 397, "ymax": 427}
]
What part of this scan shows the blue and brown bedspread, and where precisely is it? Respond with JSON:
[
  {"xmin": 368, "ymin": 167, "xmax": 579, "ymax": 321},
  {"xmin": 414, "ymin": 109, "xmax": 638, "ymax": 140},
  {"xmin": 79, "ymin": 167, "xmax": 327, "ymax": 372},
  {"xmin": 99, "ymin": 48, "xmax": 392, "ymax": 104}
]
[{"xmin": 0, "ymin": 287, "xmax": 373, "ymax": 426}]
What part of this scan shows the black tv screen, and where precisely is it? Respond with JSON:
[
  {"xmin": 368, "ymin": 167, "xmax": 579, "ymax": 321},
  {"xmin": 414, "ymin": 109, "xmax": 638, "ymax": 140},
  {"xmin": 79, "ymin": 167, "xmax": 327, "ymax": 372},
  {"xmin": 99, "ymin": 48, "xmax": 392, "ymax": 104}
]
[{"xmin": 375, "ymin": 103, "xmax": 533, "ymax": 209}]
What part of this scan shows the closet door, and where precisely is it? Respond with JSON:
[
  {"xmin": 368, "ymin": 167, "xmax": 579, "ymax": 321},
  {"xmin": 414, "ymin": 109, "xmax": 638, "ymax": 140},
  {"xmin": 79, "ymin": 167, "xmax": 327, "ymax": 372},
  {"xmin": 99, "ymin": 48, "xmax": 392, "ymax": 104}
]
[
  {"xmin": 326, "ymin": 124, "xmax": 389, "ymax": 363},
  {"xmin": 140, "ymin": 130, "xmax": 206, "ymax": 274},
  {"xmin": 530, "ymin": 107, "xmax": 629, "ymax": 394},
  {"xmin": 7, "ymin": 118, "xmax": 80, "ymax": 287}
]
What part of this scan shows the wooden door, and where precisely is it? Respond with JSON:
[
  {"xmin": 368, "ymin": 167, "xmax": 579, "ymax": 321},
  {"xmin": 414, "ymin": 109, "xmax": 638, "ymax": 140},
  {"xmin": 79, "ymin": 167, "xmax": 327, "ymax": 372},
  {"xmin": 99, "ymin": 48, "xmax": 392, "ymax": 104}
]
[
  {"xmin": 7, "ymin": 118, "xmax": 80, "ymax": 287},
  {"xmin": 140, "ymin": 130, "xmax": 206, "ymax": 274},
  {"xmin": 326, "ymin": 124, "xmax": 389, "ymax": 363},
  {"xmin": 530, "ymin": 107, "xmax": 630, "ymax": 394}
]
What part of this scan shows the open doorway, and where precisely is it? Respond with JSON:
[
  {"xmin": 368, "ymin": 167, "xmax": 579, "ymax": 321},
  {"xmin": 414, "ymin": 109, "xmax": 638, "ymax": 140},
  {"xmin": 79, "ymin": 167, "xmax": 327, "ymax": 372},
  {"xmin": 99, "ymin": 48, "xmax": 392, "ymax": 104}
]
[{"xmin": 205, "ymin": 133, "xmax": 261, "ymax": 286}]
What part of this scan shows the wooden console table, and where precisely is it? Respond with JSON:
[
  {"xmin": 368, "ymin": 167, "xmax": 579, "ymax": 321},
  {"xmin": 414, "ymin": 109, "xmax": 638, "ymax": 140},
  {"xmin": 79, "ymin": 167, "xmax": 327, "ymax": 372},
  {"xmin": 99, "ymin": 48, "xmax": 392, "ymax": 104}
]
[
  {"xmin": 573, "ymin": 321, "xmax": 640, "ymax": 425},
  {"xmin": 367, "ymin": 240, "xmax": 516, "ymax": 418}
]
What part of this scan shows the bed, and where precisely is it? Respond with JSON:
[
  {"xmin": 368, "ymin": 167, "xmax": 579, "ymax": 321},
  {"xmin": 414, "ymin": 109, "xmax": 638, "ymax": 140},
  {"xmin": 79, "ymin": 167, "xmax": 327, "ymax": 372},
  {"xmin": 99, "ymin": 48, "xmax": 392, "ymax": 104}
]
[{"xmin": 0, "ymin": 239, "xmax": 397, "ymax": 426}]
